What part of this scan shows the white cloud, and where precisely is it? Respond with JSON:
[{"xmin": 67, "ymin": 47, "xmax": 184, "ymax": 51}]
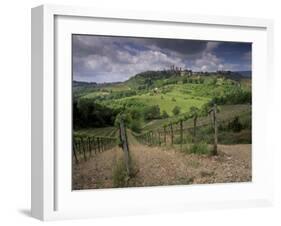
[
  {"xmin": 206, "ymin": 42, "xmax": 220, "ymax": 51},
  {"xmin": 73, "ymin": 36, "xmax": 251, "ymax": 82},
  {"xmin": 80, "ymin": 49, "xmax": 186, "ymax": 82},
  {"xmin": 193, "ymin": 52, "xmax": 222, "ymax": 72}
]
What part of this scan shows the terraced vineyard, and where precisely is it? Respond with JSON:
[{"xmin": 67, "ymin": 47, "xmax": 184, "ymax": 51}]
[
  {"xmin": 142, "ymin": 104, "xmax": 251, "ymax": 132},
  {"xmin": 74, "ymin": 127, "xmax": 119, "ymax": 138},
  {"xmin": 73, "ymin": 70, "xmax": 252, "ymax": 190}
]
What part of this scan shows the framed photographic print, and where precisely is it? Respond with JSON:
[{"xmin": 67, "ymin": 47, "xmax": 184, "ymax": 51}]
[{"xmin": 31, "ymin": 4, "xmax": 274, "ymax": 221}]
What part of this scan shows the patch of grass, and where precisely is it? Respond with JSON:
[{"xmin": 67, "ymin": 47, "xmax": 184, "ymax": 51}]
[
  {"xmin": 100, "ymin": 86, "xmax": 208, "ymax": 116},
  {"xmin": 218, "ymin": 129, "xmax": 251, "ymax": 144},
  {"xmin": 112, "ymin": 160, "xmax": 129, "ymax": 188},
  {"xmin": 81, "ymin": 91, "xmax": 109, "ymax": 99},
  {"xmin": 184, "ymin": 142, "xmax": 210, "ymax": 155},
  {"xmin": 112, "ymin": 156, "xmax": 139, "ymax": 188},
  {"xmin": 173, "ymin": 136, "xmax": 191, "ymax": 145}
]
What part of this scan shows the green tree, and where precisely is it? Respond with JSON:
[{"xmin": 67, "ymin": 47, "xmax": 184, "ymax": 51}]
[
  {"xmin": 130, "ymin": 119, "xmax": 142, "ymax": 133},
  {"xmin": 172, "ymin": 106, "xmax": 181, "ymax": 116},
  {"xmin": 162, "ymin": 110, "xmax": 169, "ymax": 118},
  {"xmin": 143, "ymin": 105, "xmax": 161, "ymax": 120}
]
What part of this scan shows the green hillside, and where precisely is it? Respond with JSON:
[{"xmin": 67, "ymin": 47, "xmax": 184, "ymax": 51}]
[{"xmin": 73, "ymin": 70, "xmax": 251, "ymax": 137}]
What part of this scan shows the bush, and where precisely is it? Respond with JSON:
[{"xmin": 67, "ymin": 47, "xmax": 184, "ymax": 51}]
[
  {"xmin": 173, "ymin": 136, "xmax": 189, "ymax": 144},
  {"xmin": 73, "ymin": 99, "xmax": 119, "ymax": 129},
  {"xmin": 130, "ymin": 120, "xmax": 142, "ymax": 133},
  {"xmin": 129, "ymin": 108, "xmax": 142, "ymax": 120},
  {"xmin": 162, "ymin": 110, "xmax": 169, "ymax": 119},
  {"xmin": 172, "ymin": 106, "xmax": 181, "ymax": 115},
  {"xmin": 218, "ymin": 130, "xmax": 251, "ymax": 144},
  {"xmin": 213, "ymin": 88, "xmax": 252, "ymax": 105},
  {"xmin": 114, "ymin": 112, "xmax": 132, "ymax": 127},
  {"xmin": 228, "ymin": 116, "xmax": 243, "ymax": 132},
  {"xmin": 185, "ymin": 142, "xmax": 210, "ymax": 155},
  {"xmin": 143, "ymin": 105, "xmax": 161, "ymax": 120},
  {"xmin": 112, "ymin": 160, "xmax": 128, "ymax": 188}
]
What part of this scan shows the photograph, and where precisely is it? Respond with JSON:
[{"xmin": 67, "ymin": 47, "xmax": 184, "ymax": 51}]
[{"xmin": 72, "ymin": 34, "xmax": 252, "ymax": 190}]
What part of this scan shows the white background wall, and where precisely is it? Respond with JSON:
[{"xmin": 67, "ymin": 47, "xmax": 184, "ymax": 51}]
[{"xmin": 0, "ymin": 0, "xmax": 280, "ymax": 225}]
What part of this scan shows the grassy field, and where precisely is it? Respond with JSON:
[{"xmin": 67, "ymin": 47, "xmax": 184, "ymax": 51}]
[
  {"xmin": 80, "ymin": 83, "xmax": 216, "ymax": 115},
  {"xmin": 102, "ymin": 90, "xmax": 208, "ymax": 116},
  {"xmin": 142, "ymin": 104, "xmax": 251, "ymax": 131},
  {"xmin": 73, "ymin": 72, "xmax": 251, "ymax": 142}
]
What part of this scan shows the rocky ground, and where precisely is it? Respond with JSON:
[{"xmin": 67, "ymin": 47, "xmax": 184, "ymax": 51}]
[{"xmin": 72, "ymin": 140, "xmax": 251, "ymax": 190}]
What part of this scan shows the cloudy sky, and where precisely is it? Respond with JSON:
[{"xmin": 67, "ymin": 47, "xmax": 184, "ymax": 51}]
[{"xmin": 72, "ymin": 35, "xmax": 251, "ymax": 83}]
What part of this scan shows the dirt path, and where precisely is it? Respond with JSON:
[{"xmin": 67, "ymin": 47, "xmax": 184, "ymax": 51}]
[
  {"xmin": 73, "ymin": 132, "xmax": 251, "ymax": 189},
  {"xmin": 72, "ymin": 146, "xmax": 124, "ymax": 189},
  {"xmin": 129, "ymin": 143, "xmax": 251, "ymax": 187}
]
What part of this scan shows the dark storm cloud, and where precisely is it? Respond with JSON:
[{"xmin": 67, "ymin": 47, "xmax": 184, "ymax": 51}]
[
  {"xmin": 144, "ymin": 39, "xmax": 207, "ymax": 56},
  {"xmin": 72, "ymin": 35, "xmax": 251, "ymax": 83}
]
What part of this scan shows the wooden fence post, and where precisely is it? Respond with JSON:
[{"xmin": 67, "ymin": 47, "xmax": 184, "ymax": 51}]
[
  {"xmin": 146, "ymin": 132, "xmax": 148, "ymax": 145},
  {"xmin": 92, "ymin": 137, "xmax": 96, "ymax": 154},
  {"xmin": 158, "ymin": 130, "xmax": 161, "ymax": 146},
  {"xmin": 209, "ymin": 104, "xmax": 218, "ymax": 155},
  {"xmin": 73, "ymin": 141, "xmax": 79, "ymax": 163},
  {"xmin": 119, "ymin": 118, "xmax": 131, "ymax": 176},
  {"xmin": 170, "ymin": 123, "xmax": 174, "ymax": 145},
  {"xmin": 97, "ymin": 137, "xmax": 101, "ymax": 152},
  {"xmin": 88, "ymin": 137, "xmax": 92, "ymax": 157},
  {"xmin": 213, "ymin": 104, "xmax": 218, "ymax": 155},
  {"xmin": 180, "ymin": 120, "xmax": 183, "ymax": 149},
  {"xmin": 193, "ymin": 116, "xmax": 197, "ymax": 143},
  {"xmin": 76, "ymin": 141, "xmax": 79, "ymax": 155},
  {"xmin": 80, "ymin": 137, "xmax": 87, "ymax": 161},
  {"xmin": 164, "ymin": 126, "xmax": 166, "ymax": 145},
  {"xmin": 100, "ymin": 138, "xmax": 104, "ymax": 152}
]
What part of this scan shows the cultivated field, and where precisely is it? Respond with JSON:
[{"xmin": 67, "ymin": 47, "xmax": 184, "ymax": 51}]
[{"xmin": 72, "ymin": 71, "xmax": 252, "ymax": 189}]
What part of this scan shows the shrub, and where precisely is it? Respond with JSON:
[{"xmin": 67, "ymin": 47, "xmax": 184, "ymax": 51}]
[
  {"xmin": 172, "ymin": 106, "xmax": 181, "ymax": 115},
  {"xmin": 112, "ymin": 160, "xmax": 128, "ymax": 188},
  {"xmin": 228, "ymin": 116, "xmax": 243, "ymax": 132},
  {"xmin": 114, "ymin": 112, "xmax": 132, "ymax": 127},
  {"xmin": 143, "ymin": 105, "xmax": 161, "ymax": 120},
  {"xmin": 218, "ymin": 130, "xmax": 252, "ymax": 144},
  {"xmin": 186, "ymin": 142, "xmax": 210, "ymax": 155},
  {"xmin": 162, "ymin": 110, "xmax": 169, "ymax": 119},
  {"xmin": 213, "ymin": 89, "xmax": 252, "ymax": 105},
  {"xmin": 130, "ymin": 119, "xmax": 142, "ymax": 133},
  {"xmin": 173, "ymin": 136, "xmax": 189, "ymax": 144}
]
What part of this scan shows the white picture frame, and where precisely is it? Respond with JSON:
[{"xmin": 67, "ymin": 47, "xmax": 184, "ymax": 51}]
[{"xmin": 31, "ymin": 4, "xmax": 274, "ymax": 221}]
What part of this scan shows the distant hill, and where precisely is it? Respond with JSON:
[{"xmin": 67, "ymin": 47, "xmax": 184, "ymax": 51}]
[
  {"xmin": 73, "ymin": 80, "xmax": 97, "ymax": 87},
  {"xmin": 73, "ymin": 70, "xmax": 251, "ymax": 90},
  {"xmin": 235, "ymin": 71, "xmax": 252, "ymax": 78},
  {"xmin": 220, "ymin": 71, "xmax": 251, "ymax": 81}
]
